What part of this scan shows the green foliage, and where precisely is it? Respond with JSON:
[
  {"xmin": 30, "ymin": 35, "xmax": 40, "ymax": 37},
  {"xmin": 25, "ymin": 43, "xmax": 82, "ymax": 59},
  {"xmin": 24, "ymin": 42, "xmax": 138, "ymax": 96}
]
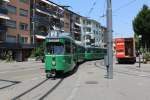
[
  {"xmin": 133, "ymin": 5, "xmax": 150, "ymax": 36},
  {"xmin": 5, "ymin": 51, "xmax": 14, "ymax": 62},
  {"xmin": 134, "ymin": 34, "xmax": 140, "ymax": 50},
  {"xmin": 143, "ymin": 52, "xmax": 150, "ymax": 61},
  {"xmin": 34, "ymin": 47, "xmax": 44, "ymax": 57}
]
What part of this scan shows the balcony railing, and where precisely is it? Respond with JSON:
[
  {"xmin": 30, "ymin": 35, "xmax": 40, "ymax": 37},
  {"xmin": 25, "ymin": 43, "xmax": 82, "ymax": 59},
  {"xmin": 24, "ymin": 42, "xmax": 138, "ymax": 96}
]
[
  {"xmin": 0, "ymin": 7, "xmax": 8, "ymax": 14},
  {"xmin": 35, "ymin": 4, "xmax": 64, "ymax": 18},
  {"xmin": 0, "ymin": 24, "xmax": 7, "ymax": 32}
]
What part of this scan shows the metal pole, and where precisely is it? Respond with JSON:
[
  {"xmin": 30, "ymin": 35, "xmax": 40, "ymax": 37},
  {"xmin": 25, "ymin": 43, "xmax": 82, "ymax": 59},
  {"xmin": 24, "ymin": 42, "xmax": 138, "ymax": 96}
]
[
  {"xmin": 139, "ymin": 52, "xmax": 141, "ymax": 68},
  {"xmin": 32, "ymin": 0, "xmax": 36, "ymax": 44},
  {"xmin": 138, "ymin": 35, "xmax": 142, "ymax": 68},
  {"xmin": 107, "ymin": 0, "xmax": 113, "ymax": 79}
]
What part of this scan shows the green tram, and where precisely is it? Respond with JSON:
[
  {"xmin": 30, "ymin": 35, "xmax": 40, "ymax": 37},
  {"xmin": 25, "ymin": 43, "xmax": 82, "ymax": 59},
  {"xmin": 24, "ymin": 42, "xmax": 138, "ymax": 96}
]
[
  {"xmin": 84, "ymin": 47, "xmax": 107, "ymax": 60},
  {"xmin": 45, "ymin": 36, "xmax": 75, "ymax": 78},
  {"xmin": 44, "ymin": 35, "xmax": 106, "ymax": 78}
]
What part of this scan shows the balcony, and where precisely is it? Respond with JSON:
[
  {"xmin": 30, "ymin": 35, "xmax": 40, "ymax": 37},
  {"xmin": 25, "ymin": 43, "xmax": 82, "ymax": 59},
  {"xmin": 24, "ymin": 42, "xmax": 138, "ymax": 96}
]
[
  {"xmin": 35, "ymin": 4, "xmax": 64, "ymax": 18},
  {"xmin": 0, "ymin": 7, "xmax": 8, "ymax": 14},
  {"xmin": 0, "ymin": 24, "xmax": 7, "ymax": 32}
]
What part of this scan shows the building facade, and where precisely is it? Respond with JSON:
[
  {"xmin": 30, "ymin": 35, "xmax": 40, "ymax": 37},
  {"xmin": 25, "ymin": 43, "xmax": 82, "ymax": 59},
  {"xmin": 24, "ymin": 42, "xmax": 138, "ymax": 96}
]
[
  {"xmin": 30, "ymin": 0, "xmax": 65, "ymax": 42},
  {"xmin": 70, "ymin": 12, "xmax": 81, "ymax": 41},
  {"xmin": 64, "ymin": 10, "xmax": 71, "ymax": 33},
  {"xmin": 30, "ymin": 0, "xmax": 82, "ymax": 43},
  {"xmin": 81, "ymin": 17, "xmax": 104, "ymax": 47},
  {"xmin": 0, "ymin": 0, "xmax": 33, "ymax": 61},
  {"xmin": 0, "ymin": 0, "xmax": 9, "ymax": 42},
  {"xmin": 101, "ymin": 26, "xmax": 107, "ymax": 47}
]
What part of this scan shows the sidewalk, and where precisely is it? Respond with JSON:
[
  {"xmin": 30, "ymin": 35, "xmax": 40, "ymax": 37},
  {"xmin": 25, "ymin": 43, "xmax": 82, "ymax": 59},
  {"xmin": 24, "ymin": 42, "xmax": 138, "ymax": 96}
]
[{"xmin": 71, "ymin": 60, "xmax": 150, "ymax": 100}]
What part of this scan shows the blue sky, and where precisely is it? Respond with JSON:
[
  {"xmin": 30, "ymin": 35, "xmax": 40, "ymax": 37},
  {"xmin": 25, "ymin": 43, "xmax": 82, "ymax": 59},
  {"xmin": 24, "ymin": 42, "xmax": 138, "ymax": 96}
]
[{"xmin": 50, "ymin": 0, "xmax": 150, "ymax": 38}]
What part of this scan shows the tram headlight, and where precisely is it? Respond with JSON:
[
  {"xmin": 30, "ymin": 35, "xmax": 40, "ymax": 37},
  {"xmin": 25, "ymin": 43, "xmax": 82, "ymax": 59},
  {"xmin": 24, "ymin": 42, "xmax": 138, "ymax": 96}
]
[{"xmin": 52, "ymin": 61, "xmax": 56, "ymax": 66}]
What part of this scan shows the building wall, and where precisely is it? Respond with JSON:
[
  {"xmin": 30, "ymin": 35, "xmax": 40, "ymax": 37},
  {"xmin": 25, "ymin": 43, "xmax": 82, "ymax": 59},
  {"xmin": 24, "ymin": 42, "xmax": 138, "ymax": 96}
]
[
  {"xmin": 64, "ymin": 10, "xmax": 70, "ymax": 33},
  {"xmin": 30, "ymin": 0, "xmax": 65, "ymax": 41},
  {"xmin": 0, "ymin": 0, "xmax": 9, "ymax": 41},
  {"xmin": 101, "ymin": 26, "xmax": 107, "ymax": 47},
  {"xmin": 7, "ymin": 0, "xmax": 30, "ymax": 44},
  {"xmin": 70, "ymin": 13, "xmax": 81, "ymax": 41}
]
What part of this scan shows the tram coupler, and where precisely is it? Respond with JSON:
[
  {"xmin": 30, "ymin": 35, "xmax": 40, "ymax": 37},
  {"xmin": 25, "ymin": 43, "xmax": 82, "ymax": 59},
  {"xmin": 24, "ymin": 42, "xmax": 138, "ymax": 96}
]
[{"xmin": 50, "ymin": 70, "xmax": 56, "ymax": 79}]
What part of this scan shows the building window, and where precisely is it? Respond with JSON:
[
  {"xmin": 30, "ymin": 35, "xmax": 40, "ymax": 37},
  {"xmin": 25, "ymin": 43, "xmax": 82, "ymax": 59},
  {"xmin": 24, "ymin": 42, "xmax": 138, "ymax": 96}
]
[
  {"xmin": 87, "ymin": 28, "xmax": 91, "ymax": 32},
  {"xmin": 7, "ymin": 5, "xmax": 16, "ymax": 14},
  {"xmin": 19, "ymin": 0, "xmax": 29, "ymax": 4},
  {"xmin": 7, "ymin": 35, "xmax": 16, "ymax": 43},
  {"xmin": 19, "ymin": 9, "xmax": 28, "ymax": 17},
  {"xmin": 21, "ymin": 37, "xmax": 28, "ymax": 44},
  {"xmin": 6, "ymin": 20, "xmax": 16, "ymax": 28},
  {"xmin": 87, "ymin": 21, "xmax": 91, "ymax": 25},
  {"xmin": 83, "ymin": 20, "xmax": 86, "ymax": 25},
  {"xmin": 19, "ymin": 23, "xmax": 28, "ymax": 30}
]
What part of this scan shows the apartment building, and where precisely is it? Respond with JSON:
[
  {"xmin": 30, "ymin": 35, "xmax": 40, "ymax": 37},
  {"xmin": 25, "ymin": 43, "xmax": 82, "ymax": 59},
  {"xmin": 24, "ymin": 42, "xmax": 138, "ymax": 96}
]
[
  {"xmin": 64, "ymin": 10, "xmax": 71, "ymax": 33},
  {"xmin": 81, "ymin": 17, "xmax": 104, "ymax": 47},
  {"xmin": 0, "ymin": 0, "xmax": 9, "ymax": 42},
  {"xmin": 70, "ymin": 12, "xmax": 81, "ymax": 41},
  {"xmin": 30, "ymin": 0, "xmax": 82, "ymax": 44},
  {"xmin": 30, "ymin": 0, "xmax": 65, "ymax": 43},
  {"xmin": 0, "ymin": 0, "xmax": 33, "ymax": 61}
]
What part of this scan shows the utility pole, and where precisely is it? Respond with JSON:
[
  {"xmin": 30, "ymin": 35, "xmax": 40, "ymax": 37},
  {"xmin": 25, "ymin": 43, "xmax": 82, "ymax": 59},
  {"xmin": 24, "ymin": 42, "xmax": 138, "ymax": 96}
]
[
  {"xmin": 32, "ymin": 0, "xmax": 36, "ymax": 44},
  {"xmin": 106, "ymin": 0, "xmax": 113, "ymax": 79}
]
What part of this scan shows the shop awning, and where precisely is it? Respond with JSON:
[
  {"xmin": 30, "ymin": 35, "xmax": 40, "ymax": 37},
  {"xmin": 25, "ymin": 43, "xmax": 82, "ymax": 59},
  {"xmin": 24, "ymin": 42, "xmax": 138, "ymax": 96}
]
[
  {"xmin": 3, "ymin": 0, "xmax": 10, "ymax": 2},
  {"xmin": 0, "ymin": 14, "xmax": 10, "ymax": 20}
]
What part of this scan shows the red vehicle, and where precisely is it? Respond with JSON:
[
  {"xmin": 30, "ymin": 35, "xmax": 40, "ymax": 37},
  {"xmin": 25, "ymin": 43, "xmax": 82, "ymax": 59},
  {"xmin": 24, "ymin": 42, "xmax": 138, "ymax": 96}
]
[{"xmin": 115, "ymin": 38, "xmax": 136, "ymax": 64}]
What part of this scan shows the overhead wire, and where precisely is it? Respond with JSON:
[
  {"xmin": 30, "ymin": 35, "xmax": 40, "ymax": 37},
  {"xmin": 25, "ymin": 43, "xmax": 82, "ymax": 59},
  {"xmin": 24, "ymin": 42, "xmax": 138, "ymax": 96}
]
[
  {"xmin": 87, "ymin": 0, "xmax": 97, "ymax": 17},
  {"xmin": 100, "ymin": 0, "xmax": 137, "ymax": 18},
  {"xmin": 113, "ymin": 0, "xmax": 137, "ymax": 13},
  {"xmin": 99, "ymin": 0, "xmax": 137, "ymax": 38},
  {"xmin": 100, "ymin": 0, "xmax": 106, "ymax": 18}
]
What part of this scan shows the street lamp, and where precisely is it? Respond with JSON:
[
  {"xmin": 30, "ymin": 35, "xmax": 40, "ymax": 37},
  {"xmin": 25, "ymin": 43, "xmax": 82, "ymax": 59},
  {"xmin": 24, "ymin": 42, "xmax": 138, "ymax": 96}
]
[{"xmin": 138, "ymin": 35, "xmax": 142, "ymax": 68}]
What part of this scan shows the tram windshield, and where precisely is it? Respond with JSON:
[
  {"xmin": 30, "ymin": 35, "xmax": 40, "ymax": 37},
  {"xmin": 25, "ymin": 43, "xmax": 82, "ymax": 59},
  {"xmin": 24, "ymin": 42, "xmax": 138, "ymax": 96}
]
[{"xmin": 46, "ymin": 43, "xmax": 64, "ymax": 55}]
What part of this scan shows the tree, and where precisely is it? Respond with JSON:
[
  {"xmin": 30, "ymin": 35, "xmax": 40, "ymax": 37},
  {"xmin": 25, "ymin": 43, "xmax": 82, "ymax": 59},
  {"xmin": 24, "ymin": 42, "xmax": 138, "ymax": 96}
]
[{"xmin": 133, "ymin": 5, "xmax": 150, "ymax": 50}]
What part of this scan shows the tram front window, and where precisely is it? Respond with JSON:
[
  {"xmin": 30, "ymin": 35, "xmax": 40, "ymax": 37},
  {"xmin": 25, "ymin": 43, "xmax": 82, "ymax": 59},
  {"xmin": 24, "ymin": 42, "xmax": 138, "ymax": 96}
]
[{"xmin": 46, "ymin": 43, "xmax": 64, "ymax": 55}]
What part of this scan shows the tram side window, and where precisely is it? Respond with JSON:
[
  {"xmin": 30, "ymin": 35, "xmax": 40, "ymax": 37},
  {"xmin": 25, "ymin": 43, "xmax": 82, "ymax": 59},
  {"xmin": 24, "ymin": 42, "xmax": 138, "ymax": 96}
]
[
  {"xmin": 87, "ymin": 48, "xmax": 91, "ymax": 53},
  {"xmin": 65, "ymin": 41, "xmax": 71, "ymax": 54}
]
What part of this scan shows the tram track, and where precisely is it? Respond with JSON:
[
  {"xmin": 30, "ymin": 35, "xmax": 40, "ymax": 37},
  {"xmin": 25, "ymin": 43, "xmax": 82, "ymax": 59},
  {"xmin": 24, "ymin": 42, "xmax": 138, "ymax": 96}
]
[
  {"xmin": 12, "ymin": 78, "xmax": 64, "ymax": 100},
  {"xmin": 39, "ymin": 78, "xmax": 64, "ymax": 100},
  {"xmin": 0, "ymin": 79, "xmax": 20, "ymax": 90},
  {"xmin": 12, "ymin": 79, "xmax": 48, "ymax": 100}
]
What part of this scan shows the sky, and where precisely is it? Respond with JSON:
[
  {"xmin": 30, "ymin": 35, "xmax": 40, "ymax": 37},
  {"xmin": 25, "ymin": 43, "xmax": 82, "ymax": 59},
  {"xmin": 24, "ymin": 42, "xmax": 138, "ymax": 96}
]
[{"xmin": 50, "ymin": 0, "xmax": 150, "ymax": 38}]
